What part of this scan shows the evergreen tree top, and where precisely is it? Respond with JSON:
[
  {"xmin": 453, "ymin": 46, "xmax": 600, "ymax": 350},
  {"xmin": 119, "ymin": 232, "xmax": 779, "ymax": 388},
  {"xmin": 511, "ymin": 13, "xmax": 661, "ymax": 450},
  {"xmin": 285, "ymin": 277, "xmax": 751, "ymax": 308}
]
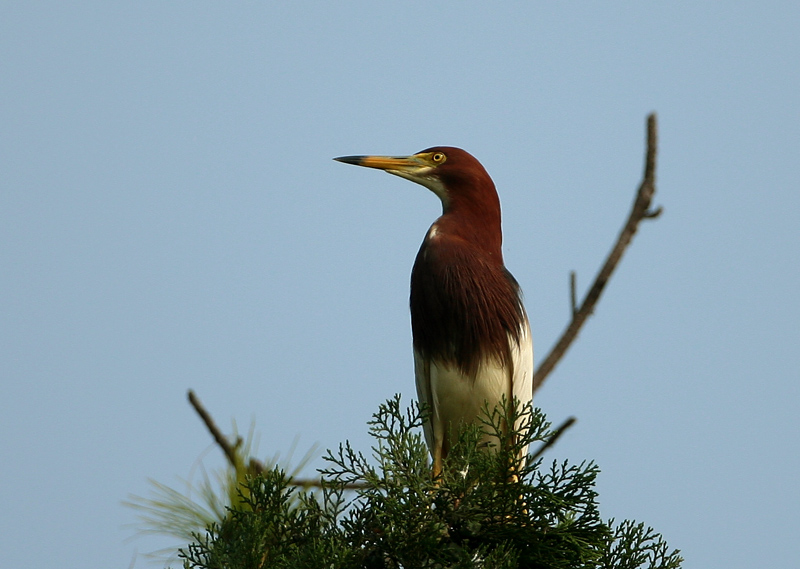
[{"xmin": 179, "ymin": 396, "xmax": 682, "ymax": 569}]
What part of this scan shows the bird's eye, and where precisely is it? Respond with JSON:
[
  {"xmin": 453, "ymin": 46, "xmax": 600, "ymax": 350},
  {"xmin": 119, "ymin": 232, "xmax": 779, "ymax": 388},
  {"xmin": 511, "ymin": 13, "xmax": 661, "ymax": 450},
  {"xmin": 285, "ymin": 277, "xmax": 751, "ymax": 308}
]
[{"xmin": 432, "ymin": 152, "xmax": 446, "ymax": 163}]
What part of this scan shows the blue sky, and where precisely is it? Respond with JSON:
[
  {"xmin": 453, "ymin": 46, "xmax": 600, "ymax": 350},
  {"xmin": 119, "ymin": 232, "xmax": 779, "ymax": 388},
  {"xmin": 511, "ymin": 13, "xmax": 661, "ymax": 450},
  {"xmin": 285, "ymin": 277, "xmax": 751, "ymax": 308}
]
[{"xmin": 1, "ymin": 2, "xmax": 798, "ymax": 567}]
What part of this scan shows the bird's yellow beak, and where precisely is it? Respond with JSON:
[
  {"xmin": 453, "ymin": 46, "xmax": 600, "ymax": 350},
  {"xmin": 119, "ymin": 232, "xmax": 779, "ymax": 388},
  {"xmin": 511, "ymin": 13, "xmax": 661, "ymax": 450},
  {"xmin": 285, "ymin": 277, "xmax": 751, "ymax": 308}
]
[
  {"xmin": 333, "ymin": 154, "xmax": 429, "ymax": 176},
  {"xmin": 334, "ymin": 151, "xmax": 447, "ymax": 199}
]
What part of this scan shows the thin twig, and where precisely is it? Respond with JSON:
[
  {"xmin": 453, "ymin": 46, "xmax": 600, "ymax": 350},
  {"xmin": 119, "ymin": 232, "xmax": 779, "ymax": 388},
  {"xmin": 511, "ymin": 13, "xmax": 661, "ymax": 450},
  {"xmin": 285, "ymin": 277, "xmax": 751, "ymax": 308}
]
[
  {"xmin": 188, "ymin": 389, "xmax": 367, "ymax": 489},
  {"xmin": 533, "ymin": 113, "xmax": 661, "ymax": 393},
  {"xmin": 530, "ymin": 417, "xmax": 577, "ymax": 461},
  {"xmin": 187, "ymin": 389, "xmax": 240, "ymax": 468},
  {"xmin": 569, "ymin": 271, "xmax": 577, "ymax": 317},
  {"xmin": 288, "ymin": 478, "xmax": 369, "ymax": 490},
  {"xmin": 188, "ymin": 390, "xmax": 269, "ymax": 474}
]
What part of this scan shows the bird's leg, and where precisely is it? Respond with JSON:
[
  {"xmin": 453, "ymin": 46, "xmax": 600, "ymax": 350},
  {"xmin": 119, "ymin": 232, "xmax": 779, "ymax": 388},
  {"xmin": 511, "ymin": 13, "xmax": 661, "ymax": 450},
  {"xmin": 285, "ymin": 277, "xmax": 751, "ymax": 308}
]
[
  {"xmin": 432, "ymin": 447, "xmax": 443, "ymax": 481},
  {"xmin": 508, "ymin": 432, "xmax": 520, "ymax": 485},
  {"xmin": 509, "ymin": 441, "xmax": 528, "ymax": 517}
]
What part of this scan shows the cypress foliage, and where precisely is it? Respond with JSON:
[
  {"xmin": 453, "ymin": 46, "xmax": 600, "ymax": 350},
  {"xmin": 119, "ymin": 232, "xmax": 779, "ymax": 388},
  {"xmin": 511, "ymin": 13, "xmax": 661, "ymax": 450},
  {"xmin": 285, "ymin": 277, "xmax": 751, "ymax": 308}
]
[{"xmin": 179, "ymin": 397, "xmax": 682, "ymax": 569}]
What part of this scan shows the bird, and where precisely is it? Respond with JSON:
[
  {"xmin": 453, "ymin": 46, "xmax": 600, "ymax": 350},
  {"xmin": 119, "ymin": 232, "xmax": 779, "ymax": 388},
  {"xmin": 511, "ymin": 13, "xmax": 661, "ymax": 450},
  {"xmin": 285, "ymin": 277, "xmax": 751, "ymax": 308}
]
[{"xmin": 334, "ymin": 147, "xmax": 533, "ymax": 478}]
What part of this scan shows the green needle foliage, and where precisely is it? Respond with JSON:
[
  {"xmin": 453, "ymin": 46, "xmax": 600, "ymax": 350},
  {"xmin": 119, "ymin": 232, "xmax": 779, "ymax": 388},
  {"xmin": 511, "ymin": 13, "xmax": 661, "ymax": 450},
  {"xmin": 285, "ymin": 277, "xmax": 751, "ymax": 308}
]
[{"xmin": 178, "ymin": 396, "xmax": 682, "ymax": 569}]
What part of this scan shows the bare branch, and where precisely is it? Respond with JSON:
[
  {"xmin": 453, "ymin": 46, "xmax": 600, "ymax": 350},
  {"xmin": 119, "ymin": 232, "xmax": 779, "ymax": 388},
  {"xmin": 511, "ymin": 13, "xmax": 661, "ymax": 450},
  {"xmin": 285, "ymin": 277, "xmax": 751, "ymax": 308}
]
[
  {"xmin": 187, "ymin": 389, "xmax": 241, "ymax": 468},
  {"xmin": 530, "ymin": 416, "xmax": 577, "ymax": 461},
  {"xmin": 188, "ymin": 390, "xmax": 271, "ymax": 475},
  {"xmin": 533, "ymin": 113, "xmax": 660, "ymax": 393},
  {"xmin": 188, "ymin": 389, "xmax": 369, "ymax": 488},
  {"xmin": 569, "ymin": 271, "xmax": 577, "ymax": 317}
]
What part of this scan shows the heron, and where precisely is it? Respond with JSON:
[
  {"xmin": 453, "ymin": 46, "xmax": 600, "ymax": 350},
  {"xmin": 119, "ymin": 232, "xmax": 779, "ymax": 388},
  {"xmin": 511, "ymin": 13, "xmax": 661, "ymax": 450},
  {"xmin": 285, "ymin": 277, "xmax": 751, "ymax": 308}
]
[{"xmin": 335, "ymin": 147, "xmax": 533, "ymax": 478}]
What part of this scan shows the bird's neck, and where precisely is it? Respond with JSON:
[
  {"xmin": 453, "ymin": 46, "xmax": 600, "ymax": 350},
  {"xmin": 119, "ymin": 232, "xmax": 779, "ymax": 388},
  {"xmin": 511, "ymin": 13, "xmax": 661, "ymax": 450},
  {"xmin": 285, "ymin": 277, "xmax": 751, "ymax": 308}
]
[{"xmin": 436, "ymin": 202, "xmax": 504, "ymax": 264}]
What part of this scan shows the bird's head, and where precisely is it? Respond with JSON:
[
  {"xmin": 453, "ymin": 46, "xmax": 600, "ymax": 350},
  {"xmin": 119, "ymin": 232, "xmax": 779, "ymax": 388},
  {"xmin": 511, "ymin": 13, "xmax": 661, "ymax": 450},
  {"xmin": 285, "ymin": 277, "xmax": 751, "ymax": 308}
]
[{"xmin": 334, "ymin": 146, "xmax": 497, "ymax": 214}]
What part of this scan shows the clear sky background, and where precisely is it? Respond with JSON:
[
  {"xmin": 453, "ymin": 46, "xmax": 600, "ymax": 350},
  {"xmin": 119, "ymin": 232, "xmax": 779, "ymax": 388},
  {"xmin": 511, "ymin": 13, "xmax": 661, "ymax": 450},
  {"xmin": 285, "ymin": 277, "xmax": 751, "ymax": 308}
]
[{"xmin": 2, "ymin": 2, "xmax": 798, "ymax": 568}]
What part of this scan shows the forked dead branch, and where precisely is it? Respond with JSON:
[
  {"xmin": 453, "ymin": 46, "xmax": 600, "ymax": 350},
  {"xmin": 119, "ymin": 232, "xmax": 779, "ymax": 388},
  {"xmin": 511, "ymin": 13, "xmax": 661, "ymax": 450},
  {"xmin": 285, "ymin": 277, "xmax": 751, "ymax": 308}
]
[{"xmin": 533, "ymin": 113, "xmax": 660, "ymax": 392}]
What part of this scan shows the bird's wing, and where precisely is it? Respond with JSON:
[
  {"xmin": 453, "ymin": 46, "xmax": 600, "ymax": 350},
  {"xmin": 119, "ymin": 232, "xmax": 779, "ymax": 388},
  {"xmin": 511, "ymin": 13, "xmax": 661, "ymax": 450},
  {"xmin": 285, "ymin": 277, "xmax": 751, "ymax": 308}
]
[{"xmin": 510, "ymin": 314, "xmax": 534, "ymax": 458}]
